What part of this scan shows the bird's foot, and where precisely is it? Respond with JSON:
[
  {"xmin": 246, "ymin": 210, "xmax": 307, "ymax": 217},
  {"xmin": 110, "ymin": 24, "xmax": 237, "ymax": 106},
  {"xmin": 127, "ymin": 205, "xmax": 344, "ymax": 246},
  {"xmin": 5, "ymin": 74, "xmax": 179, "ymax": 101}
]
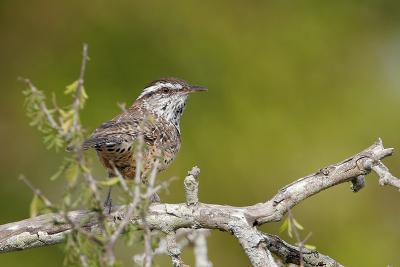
[
  {"xmin": 149, "ymin": 192, "xmax": 161, "ymax": 203},
  {"xmin": 103, "ymin": 196, "xmax": 113, "ymax": 214}
]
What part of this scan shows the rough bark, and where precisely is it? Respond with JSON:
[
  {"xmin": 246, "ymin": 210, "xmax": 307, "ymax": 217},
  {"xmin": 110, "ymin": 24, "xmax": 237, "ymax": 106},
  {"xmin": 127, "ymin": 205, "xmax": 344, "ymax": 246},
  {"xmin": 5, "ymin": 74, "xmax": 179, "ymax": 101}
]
[{"xmin": 0, "ymin": 139, "xmax": 398, "ymax": 266}]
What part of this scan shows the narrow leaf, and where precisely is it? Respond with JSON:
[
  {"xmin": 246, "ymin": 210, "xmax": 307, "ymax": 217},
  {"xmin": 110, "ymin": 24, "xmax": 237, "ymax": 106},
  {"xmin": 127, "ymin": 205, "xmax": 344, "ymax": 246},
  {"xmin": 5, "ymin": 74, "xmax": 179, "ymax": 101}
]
[
  {"xmin": 288, "ymin": 218, "xmax": 293, "ymax": 238},
  {"xmin": 99, "ymin": 177, "xmax": 120, "ymax": 187},
  {"xmin": 80, "ymin": 164, "xmax": 91, "ymax": 174},
  {"xmin": 65, "ymin": 162, "xmax": 79, "ymax": 187},
  {"xmin": 293, "ymin": 218, "xmax": 304, "ymax": 231},
  {"xmin": 279, "ymin": 218, "xmax": 289, "ymax": 233},
  {"xmin": 79, "ymin": 86, "xmax": 88, "ymax": 108},
  {"xmin": 65, "ymin": 81, "xmax": 78, "ymax": 95},
  {"xmin": 50, "ymin": 168, "xmax": 63, "ymax": 181},
  {"xmin": 30, "ymin": 194, "xmax": 44, "ymax": 217},
  {"xmin": 304, "ymin": 244, "xmax": 317, "ymax": 250},
  {"xmin": 62, "ymin": 118, "xmax": 73, "ymax": 134}
]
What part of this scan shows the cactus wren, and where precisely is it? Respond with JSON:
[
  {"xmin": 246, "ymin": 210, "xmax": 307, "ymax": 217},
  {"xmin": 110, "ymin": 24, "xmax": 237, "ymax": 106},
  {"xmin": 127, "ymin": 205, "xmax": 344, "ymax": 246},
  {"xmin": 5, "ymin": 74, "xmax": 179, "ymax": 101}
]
[{"xmin": 81, "ymin": 77, "xmax": 207, "ymax": 204}]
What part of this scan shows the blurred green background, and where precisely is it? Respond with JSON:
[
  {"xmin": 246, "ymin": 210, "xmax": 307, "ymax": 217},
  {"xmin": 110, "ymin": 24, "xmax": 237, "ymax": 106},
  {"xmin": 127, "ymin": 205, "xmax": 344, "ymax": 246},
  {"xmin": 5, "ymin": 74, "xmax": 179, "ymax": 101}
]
[{"xmin": 1, "ymin": 0, "xmax": 400, "ymax": 266}]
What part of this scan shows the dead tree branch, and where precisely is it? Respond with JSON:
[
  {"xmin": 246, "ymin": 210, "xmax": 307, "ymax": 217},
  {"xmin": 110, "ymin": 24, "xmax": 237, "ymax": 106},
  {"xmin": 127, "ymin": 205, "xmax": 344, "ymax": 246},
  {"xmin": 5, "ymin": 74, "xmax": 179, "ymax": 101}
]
[{"xmin": 0, "ymin": 139, "xmax": 398, "ymax": 266}]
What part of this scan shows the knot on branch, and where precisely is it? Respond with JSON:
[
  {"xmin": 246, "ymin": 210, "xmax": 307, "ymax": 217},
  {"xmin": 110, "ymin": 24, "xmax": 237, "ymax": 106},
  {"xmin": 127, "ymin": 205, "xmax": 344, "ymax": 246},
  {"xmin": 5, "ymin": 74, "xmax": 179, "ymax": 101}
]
[
  {"xmin": 184, "ymin": 166, "xmax": 200, "ymax": 206},
  {"xmin": 351, "ymin": 175, "xmax": 365, "ymax": 192},
  {"xmin": 319, "ymin": 166, "xmax": 335, "ymax": 176}
]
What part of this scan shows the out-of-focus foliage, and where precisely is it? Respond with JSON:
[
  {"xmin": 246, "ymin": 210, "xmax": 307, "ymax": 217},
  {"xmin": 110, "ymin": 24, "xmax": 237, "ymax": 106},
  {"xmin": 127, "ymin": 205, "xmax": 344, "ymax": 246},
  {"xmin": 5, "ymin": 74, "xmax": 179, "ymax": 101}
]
[
  {"xmin": 1, "ymin": 1, "xmax": 400, "ymax": 266},
  {"xmin": 22, "ymin": 74, "xmax": 157, "ymax": 266}
]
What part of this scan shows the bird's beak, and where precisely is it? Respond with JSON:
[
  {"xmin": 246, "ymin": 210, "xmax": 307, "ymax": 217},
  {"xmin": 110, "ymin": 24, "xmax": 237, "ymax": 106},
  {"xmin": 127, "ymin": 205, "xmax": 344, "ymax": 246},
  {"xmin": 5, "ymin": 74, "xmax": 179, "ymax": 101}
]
[{"xmin": 188, "ymin": 85, "xmax": 208, "ymax": 93}]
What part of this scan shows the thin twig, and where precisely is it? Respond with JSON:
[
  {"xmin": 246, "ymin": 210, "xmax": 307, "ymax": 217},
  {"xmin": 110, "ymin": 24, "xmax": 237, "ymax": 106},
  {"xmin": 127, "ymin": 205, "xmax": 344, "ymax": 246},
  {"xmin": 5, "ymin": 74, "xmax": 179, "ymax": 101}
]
[
  {"xmin": 117, "ymin": 102, "xmax": 127, "ymax": 112},
  {"xmin": 19, "ymin": 78, "xmax": 61, "ymax": 132},
  {"xmin": 71, "ymin": 44, "xmax": 101, "ymax": 207},
  {"xmin": 72, "ymin": 43, "xmax": 89, "ymax": 133},
  {"xmin": 63, "ymin": 211, "xmax": 103, "ymax": 247},
  {"xmin": 109, "ymin": 161, "xmax": 129, "ymax": 193},
  {"xmin": 19, "ymin": 175, "xmax": 53, "ymax": 208},
  {"xmin": 143, "ymin": 176, "xmax": 177, "ymax": 199},
  {"xmin": 372, "ymin": 162, "xmax": 400, "ymax": 189},
  {"xmin": 142, "ymin": 159, "xmax": 160, "ymax": 267},
  {"xmin": 79, "ymin": 254, "xmax": 89, "ymax": 267}
]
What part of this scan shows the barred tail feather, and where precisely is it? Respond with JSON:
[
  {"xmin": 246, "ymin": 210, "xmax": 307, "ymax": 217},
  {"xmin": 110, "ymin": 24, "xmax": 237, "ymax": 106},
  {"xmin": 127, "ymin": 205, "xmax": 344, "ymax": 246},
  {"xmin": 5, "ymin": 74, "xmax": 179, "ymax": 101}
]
[
  {"xmin": 81, "ymin": 137, "xmax": 107, "ymax": 150},
  {"xmin": 66, "ymin": 137, "xmax": 109, "ymax": 152}
]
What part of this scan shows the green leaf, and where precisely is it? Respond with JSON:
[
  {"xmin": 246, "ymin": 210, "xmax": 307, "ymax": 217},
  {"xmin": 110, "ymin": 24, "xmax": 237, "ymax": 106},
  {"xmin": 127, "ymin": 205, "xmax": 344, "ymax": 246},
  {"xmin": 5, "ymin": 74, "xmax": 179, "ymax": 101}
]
[
  {"xmin": 279, "ymin": 218, "xmax": 289, "ymax": 233},
  {"xmin": 293, "ymin": 218, "xmax": 304, "ymax": 231},
  {"xmin": 287, "ymin": 218, "xmax": 293, "ymax": 238},
  {"xmin": 81, "ymin": 87, "xmax": 88, "ymax": 100},
  {"xmin": 61, "ymin": 118, "xmax": 73, "ymax": 134},
  {"xmin": 125, "ymin": 224, "xmax": 140, "ymax": 247},
  {"xmin": 43, "ymin": 133, "xmax": 64, "ymax": 151},
  {"xmin": 80, "ymin": 164, "xmax": 91, "ymax": 174},
  {"xmin": 65, "ymin": 162, "xmax": 79, "ymax": 187},
  {"xmin": 63, "ymin": 193, "xmax": 71, "ymax": 206},
  {"xmin": 99, "ymin": 177, "xmax": 120, "ymax": 187},
  {"xmin": 304, "ymin": 244, "xmax": 317, "ymax": 250},
  {"xmin": 49, "ymin": 168, "xmax": 63, "ymax": 181},
  {"xmin": 152, "ymin": 236, "xmax": 160, "ymax": 249},
  {"xmin": 50, "ymin": 159, "xmax": 71, "ymax": 181},
  {"xmin": 65, "ymin": 81, "xmax": 78, "ymax": 95},
  {"xmin": 59, "ymin": 109, "xmax": 74, "ymax": 119},
  {"xmin": 29, "ymin": 112, "xmax": 44, "ymax": 128},
  {"xmin": 30, "ymin": 194, "xmax": 44, "ymax": 217},
  {"xmin": 78, "ymin": 86, "xmax": 89, "ymax": 109}
]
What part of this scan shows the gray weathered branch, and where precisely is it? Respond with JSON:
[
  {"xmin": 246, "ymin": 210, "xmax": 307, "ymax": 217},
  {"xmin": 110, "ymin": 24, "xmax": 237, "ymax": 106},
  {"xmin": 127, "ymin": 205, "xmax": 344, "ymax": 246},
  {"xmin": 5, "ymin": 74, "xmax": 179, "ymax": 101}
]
[
  {"xmin": 246, "ymin": 138, "xmax": 399, "ymax": 225},
  {"xmin": 262, "ymin": 234, "xmax": 341, "ymax": 267},
  {"xmin": 0, "ymin": 139, "xmax": 398, "ymax": 266}
]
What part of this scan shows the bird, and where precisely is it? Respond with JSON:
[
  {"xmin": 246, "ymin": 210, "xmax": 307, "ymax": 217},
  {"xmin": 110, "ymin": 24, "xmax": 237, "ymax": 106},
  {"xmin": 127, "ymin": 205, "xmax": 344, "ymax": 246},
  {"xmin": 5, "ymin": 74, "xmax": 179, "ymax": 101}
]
[{"xmin": 81, "ymin": 77, "xmax": 207, "ymax": 208}]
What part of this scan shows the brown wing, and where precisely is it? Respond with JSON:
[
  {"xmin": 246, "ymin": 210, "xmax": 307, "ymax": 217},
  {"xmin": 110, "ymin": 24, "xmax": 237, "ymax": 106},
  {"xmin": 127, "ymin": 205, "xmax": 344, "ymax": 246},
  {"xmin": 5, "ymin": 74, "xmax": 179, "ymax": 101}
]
[
  {"xmin": 82, "ymin": 109, "xmax": 159, "ymax": 150},
  {"xmin": 82, "ymin": 121, "xmax": 137, "ymax": 149}
]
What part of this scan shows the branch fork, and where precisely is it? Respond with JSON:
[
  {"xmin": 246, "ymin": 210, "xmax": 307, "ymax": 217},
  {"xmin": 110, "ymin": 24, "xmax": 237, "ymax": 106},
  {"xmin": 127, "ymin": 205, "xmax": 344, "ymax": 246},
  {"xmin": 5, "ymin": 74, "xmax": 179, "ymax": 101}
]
[{"xmin": 1, "ymin": 139, "xmax": 399, "ymax": 267}]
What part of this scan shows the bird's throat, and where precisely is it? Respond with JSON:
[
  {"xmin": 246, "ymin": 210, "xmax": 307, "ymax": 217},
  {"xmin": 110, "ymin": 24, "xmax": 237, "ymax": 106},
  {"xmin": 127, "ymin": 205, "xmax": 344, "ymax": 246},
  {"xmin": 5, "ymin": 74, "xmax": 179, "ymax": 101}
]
[{"xmin": 142, "ymin": 96, "xmax": 188, "ymax": 133}]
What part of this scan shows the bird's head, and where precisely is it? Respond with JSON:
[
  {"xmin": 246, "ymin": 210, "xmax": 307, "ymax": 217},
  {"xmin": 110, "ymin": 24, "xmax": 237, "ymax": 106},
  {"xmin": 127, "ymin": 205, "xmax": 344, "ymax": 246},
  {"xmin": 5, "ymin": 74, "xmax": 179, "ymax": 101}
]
[{"xmin": 136, "ymin": 77, "xmax": 207, "ymax": 130}]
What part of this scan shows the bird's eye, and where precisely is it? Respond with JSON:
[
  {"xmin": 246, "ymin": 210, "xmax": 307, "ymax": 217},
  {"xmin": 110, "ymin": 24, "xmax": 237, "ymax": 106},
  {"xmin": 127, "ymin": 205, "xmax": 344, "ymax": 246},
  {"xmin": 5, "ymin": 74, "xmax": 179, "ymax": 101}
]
[{"xmin": 162, "ymin": 88, "xmax": 169, "ymax": 93}]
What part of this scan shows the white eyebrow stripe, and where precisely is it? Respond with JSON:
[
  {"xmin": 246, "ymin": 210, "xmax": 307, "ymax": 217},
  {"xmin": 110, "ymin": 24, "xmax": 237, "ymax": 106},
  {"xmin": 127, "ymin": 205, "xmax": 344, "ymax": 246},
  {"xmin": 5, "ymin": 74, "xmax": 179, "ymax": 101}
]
[{"xmin": 138, "ymin": 82, "xmax": 183, "ymax": 99}]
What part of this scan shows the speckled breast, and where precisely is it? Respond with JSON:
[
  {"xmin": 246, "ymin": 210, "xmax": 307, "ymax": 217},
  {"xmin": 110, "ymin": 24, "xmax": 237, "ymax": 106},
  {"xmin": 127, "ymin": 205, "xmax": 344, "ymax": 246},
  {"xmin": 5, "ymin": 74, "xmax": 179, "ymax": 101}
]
[{"xmin": 95, "ymin": 122, "xmax": 181, "ymax": 180}]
